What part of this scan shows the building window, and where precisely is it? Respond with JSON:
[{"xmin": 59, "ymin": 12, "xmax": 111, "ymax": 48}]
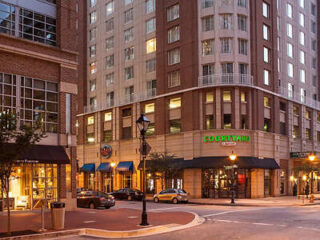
[
  {"xmin": 238, "ymin": 15, "xmax": 247, "ymax": 31},
  {"xmin": 146, "ymin": 38, "xmax": 156, "ymax": 53},
  {"xmin": 317, "ymin": 131, "xmax": 320, "ymax": 142},
  {"xmin": 86, "ymin": 133, "xmax": 95, "ymax": 144},
  {"xmin": 145, "ymin": 103, "xmax": 155, "ymax": 113},
  {"xmin": 311, "ymin": 3, "xmax": 316, "ymax": 16},
  {"xmin": 220, "ymin": 38, "xmax": 232, "ymax": 53},
  {"xmin": 206, "ymin": 92, "xmax": 214, "ymax": 102},
  {"xmin": 124, "ymin": 8, "xmax": 133, "ymax": 24},
  {"xmin": 103, "ymin": 130, "xmax": 112, "ymax": 142},
  {"xmin": 106, "ymin": 55, "xmax": 114, "ymax": 68},
  {"xmin": 305, "ymin": 110, "xmax": 311, "ymax": 120},
  {"xmin": 19, "ymin": 8, "xmax": 57, "ymax": 46},
  {"xmin": 299, "ymin": 51, "xmax": 305, "ymax": 64},
  {"xmin": 125, "ymin": 86, "xmax": 134, "ymax": 102},
  {"xmin": 168, "ymin": 71, "xmax": 180, "ymax": 88},
  {"xmin": 206, "ymin": 115, "xmax": 214, "ymax": 129},
  {"xmin": 223, "ymin": 90, "xmax": 232, "ymax": 102},
  {"xmin": 122, "ymin": 127, "xmax": 132, "ymax": 139},
  {"xmin": 202, "ymin": 39, "xmax": 214, "ymax": 56},
  {"xmin": 106, "ymin": 73, "xmax": 114, "ymax": 86},
  {"xmin": 106, "ymin": 92, "xmax": 114, "ymax": 107},
  {"xmin": 146, "ymin": 123, "xmax": 155, "ymax": 136},
  {"xmin": 168, "ymin": 48, "xmax": 180, "ymax": 65},
  {"xmin": 89, "ymin": 79, "xmax": 96, "ymax": 92},
  {"xmin": 311, "ymin": 21, "xmax": 316, "ymax": 34},
  {"xmin": 122, "ymin": 108, "xmax": 132, "ymax": 117},
  {"xmin": 106, "ymin": 18, "xmax": 114, "ymax": 32},
  {"xmin": 286, "ymin": 3, "xmax": 292, "ymax": 18},
  {"xmin": 299, "ymin": 13, "xmax": 305, "ymax": 27},
  {"xmin": 288, "ymin": 83, "xmax": 294, "ymax": 98},
  {"xmin": 299, "ymin": 32, "xmax": 305, "ymax": 46},
  {"xmin": 280, "ymin": 122, "xmax": 286, "ymax": 135},
  {"xmin": 169, "ymin": 97, "xmax": 181, "ymax": 109},
  {"xmin": 264, "ymin": 70, "xmax": 269, "ymax": 85},
  {"xmin": 89, "ymin": 45, "xmax": 96, "ymax": 58},
  {"xmin": 125, "ymin": 66, "xmax": 134, "ymax": 80},
  {"xmin": 105, "ymin": 37, "xmax": 114, "ymax": 51},
  {"xmin": 238, "ymin": 0, "xmax": 246, "ymax": 8},
  {"xmin": 89, "ymin": 97, "xmax": 97, "ymax": 108},
  {"xmin": 167, "ymin": 4, "xmax": 179, "ymax": 22},
  {"xmin": 106, "ymin": 1, "xmax": 114, "ymax": 16},
  {"xmin": 146, "ymin": 58, "xmax": 156, "ymax": 73},
  {"xmin": 287, "ymin": 43, "xmax": 293, "ymax": 58},
  {"xmin": 145, "ymin": 0, "xmax": 155, "ymax": 14},
  {"xmin": 287, "ymin": 23, "xmax": 292, "ymax": 38},
  {"xmin": 201, "ymin": 0, "xmax": 214, "ymax": 8},
  {"xmin": 300, "ymin": 88, "xmax": 306, "ymax": 103},
  {"xmin": 124, "ymin": 27, "xmax": 134, "ymax": 42},
  {"xmin": 90, "ymin": 11, "xmax": 97, "ymax": 24},
  {"xmin": 300, "ymin": 69, "xmax": 305, "ymax": 83},
  {"xmin": 239, "ymin": 39, "xmax": 248, "ymax": 55},
  {"xmin": 287, "ymin": 63, "xmax": 293, "ymax": 78},
  {"xmin": 124, "ymin": 0, "xmax": 133, "ymax": 5},
  {"xmin": 87, "ymin": 116, "xmax": 94, "ymax": 125},
  {"xmin": 169, "ymin": 120, "xmax": 181, "ymax": 133},
  {"xmin": 168, "ymin": 26, "xmax": 180, "ymax": 43},
  {"xmin": 293, "ymin": 126, "xmax": 299, "ymax": 139},
  {"xmin": 125, "ymin": 47, "xmax": 134, "ymax": 61},
  {"xmin": 220, "ymin": 14, "xmax": 232, "ymax": 29},
  {"xmin": 90, "ymin": 0, "xmax": 97, "ymax": 7},
  {"xmin": 104, "ymin": 112, "xmax": 112, "ymax": 121},
  {"xmin": 312, "ymin": 58, "xmax": 317, "ymax": 69},
  {"xmin": 263, "ymin": 47, "xmax": 269, "ymax": 62},
  {"xmin": 262, "ymin": 2, "xmax": 269, "ymax": 18},
  {"xmin": 203, "ymin": 64, "xmax": 214, "ymax": 76},
  {"xmin": 223, "ymin": 114, "xmax": 232, "ymax": 129},
  {"xmin": 264, "ymin": 118, "xmax": 271, "ymax": 132},
  {"xmin": 298, "ymin": 0, "xmax": 304, "ymax": 8},
  {"xmin": 293, "ymin": 105, "xmax": 299, "ymax": 116},
  {"xmin": 241, "ymin": 115, "xmax": 247, "ymax": 129},
  {"xmin": 202, "ymin": 15, "xmax": 214, "ymax": 32},
  {"xmin": 89, "ymin": 62, "xmax": 97, "ymax": 75},
  {"xmin": 89, "ymin": 28, "xmax": 97, "ymax": 41},
  {"xmin": 146, "ymin": 17, "xmax": 156, "ymax": 34},
  {"xmin": 280, "ymin": 102, "xmax": 286, "ymax": 111},
  {"xmin": 147, "ymin": 79, "xmax": 157, "ymax": 97},
  {"xmin": 264, "ymin": 97, "xmax": 270, "ymax": 107},
  {"xmin": 0, "ymin": 2, "xmax": 15, "ymax": 36},
  {"xmin": 312, "ymin": 76, "xmax": 317, "ymax": 87},
  {"xmin": 263, "ymin": 24, "xmax": 269, "ymax": 40},
  {"xmin": 241, "ymin": 92, "xmax": 246, "ymax": 102}
]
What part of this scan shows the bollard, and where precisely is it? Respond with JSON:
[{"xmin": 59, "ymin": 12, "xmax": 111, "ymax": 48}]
[{"xmin": 39, "ymin": 200, "xmax": 47, "ymax": 232}]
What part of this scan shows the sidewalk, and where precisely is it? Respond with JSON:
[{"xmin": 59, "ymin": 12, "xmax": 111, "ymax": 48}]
[{"xmin": 0, "ymin": 208, "xmax": 200, "ymax": 239}]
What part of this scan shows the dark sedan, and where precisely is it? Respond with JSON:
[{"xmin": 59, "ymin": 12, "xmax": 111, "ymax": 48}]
[
  {"xmin": 110, "ymin": 188, "xmax": 143, "ymax": 201},
  {"xmin": 77, "ymin": 191, "xmax": 115, "ymax": 209}
]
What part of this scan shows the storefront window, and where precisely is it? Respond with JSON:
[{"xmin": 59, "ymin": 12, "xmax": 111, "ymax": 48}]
[
  {"xmin": 88, "ymin": 173, "xmax": 95, "ymax": 190},
  {"xmin": 122, "ymin": 173, "xmax": 132, "ymax": 188},
  {"xmin": 264, "ymin": 169, "xmax": 271, "ymax": 196}
]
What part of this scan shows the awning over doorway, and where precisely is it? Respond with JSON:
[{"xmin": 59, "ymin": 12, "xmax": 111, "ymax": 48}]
[
  {"xmin": 138, "ymin": 157, "xmax": 280, "ymax": 170},
  {"xmin": 116, "ymin": 161, "xmax": 134, "ymax": 172},
  {"xmin": 97, "ymin": 162, "xmax": 112, "ymax": 172},
  {"xmin": 80, "ymin": 163, "xmax": 95, "ymax": 172},
  {"xmin": 10, "ymin": 144, "xmax": 70, "ymax": 164}
]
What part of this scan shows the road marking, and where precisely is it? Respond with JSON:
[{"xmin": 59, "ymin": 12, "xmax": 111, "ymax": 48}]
[
  {"xmin": 202, "ymin": 207, "xmax": 278, "ymax": 218},
  {"xmin": 216, "ymin": 220, "xmax": 233, "ymax": 223},
  {"xmin": 278, "ymin": 224, "xmax": 287, "ymax": 227},
  {"xmin": 252, "ymin": 223, "xmax": 274, "ymax": 226},
  {"xmin": 83, "ymin": 220, "xmax": 96, "ymax": 223},
  {"xmin": 149, "ymin": 207, "xmax": 182, "ymax": 212}
]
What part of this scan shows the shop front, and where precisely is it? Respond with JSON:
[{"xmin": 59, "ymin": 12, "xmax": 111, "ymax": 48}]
[
  {"xmin": 116, "ymin": 161, "xmax": 134, "ymax": 189},
  {"xmin": 97, "ymin": 162, "xmax": 112, "ymax": 193},
  {"xmin": 0, "ymin": 145, "xmax": 70, "ymax": 210},
  {"xmin": 79, "ymin": 163, "xmax": 95, "ymax": 190}
]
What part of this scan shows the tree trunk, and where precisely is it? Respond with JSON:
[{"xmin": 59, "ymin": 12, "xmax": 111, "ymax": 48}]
[{"xmin": 5, "ymin": 176, "xmax": 11, "ymax": 236}]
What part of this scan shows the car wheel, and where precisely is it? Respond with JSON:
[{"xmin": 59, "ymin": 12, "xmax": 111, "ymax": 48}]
[
  {"xmin": 127, "ymin": 195, "xmax": 132, "ymax": 201},
  {"xmin": 154, "ymin": 197, "xmax": 159, "ymax": 203},
  {"xmin": 89, "ymin": 202, "xmax": 95, "ymax": 209},
  {"xmin": 172, "ymin": 198, "xmax": 178, "ymax": 204}
]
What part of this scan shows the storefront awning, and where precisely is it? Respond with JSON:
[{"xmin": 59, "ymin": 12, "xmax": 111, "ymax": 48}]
[
  {"xmin": 97, "ymin": 162, "xmax": 111, "ymax": 172},
  {"xmin": 12, "ymin": 144, "xmax": 70, "ymax": 164},
  {"xmin": 80, "ymin": 163, "xmax": 95, "ymax": 172},
  {"xmin": 139, "ymin": 157, "xmax": 280, "ymax": 170},
  {"xmin": 116, "ymin": 161, "xmax": 134, "ymax": 172}
]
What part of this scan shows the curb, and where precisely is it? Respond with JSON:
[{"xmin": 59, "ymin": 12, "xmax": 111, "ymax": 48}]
[
  {"xmin": 0, "ymin": 212, "xmax": 204, "ymax": 239},
  {"xmin": 187, "ymin": 201, "xmax": 320, "ymax": 207}
]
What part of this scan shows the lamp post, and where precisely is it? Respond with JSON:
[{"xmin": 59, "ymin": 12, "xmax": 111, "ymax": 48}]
[
  {"xmin": 308, "ymin": 153, "xmax": 316, "ymax": 194},
  {"xmin": 229, "ymin": 151, "xmax": 237, "ymax": 204},
  {"xmin": 136, "ymin": 113, "xmax": 150, "ymax": 226},
  {"xmin": 110, "ymin": 162, "xmax": 116, "ymax": 192}
]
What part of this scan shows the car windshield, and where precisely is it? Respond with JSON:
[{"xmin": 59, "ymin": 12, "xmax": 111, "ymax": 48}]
[{"xmin": 178, "ymin": 189, "xmax": 187, "ymax": 194}]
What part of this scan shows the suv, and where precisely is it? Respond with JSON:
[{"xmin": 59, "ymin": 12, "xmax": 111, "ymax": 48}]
[
  {"xmin": 153, "ymin": 189, "xmax": 189, "ymax": 204},
  {"xmin": 77, "ymin": 191, "xmax": 115, "ymax": 209}
]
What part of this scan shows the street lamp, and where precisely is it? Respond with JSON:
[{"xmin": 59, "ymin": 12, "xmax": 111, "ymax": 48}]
[
  {"xmin": 229, "ymin": 151, "xmax": 237, "ymax": 204},
  {"xmin": 137, "ymin": 113, "xmax": 150, "ymax": 226},
  {"xmin": 110, "ymin": 162, "xmax": 116, "ymax": 192}
]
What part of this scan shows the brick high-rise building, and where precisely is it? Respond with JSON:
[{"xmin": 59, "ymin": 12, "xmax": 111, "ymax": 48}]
[
  {"xmin": 77, "ymin": 0, "xmax": 320, "ymax": 198},
  {"xmin": 0, "ymin": 0, "xmax": 82, "ymax": 210}
]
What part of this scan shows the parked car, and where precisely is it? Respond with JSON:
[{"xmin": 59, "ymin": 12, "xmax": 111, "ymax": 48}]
[
  {"xmin": 153, "ymin": 189, "xmax": 189, "ymax": 204},
  {"xmin": 77, "ymin": 191, "xmax": 115, "ymax": 209},
  {"xmin": 110, "ymin": 188, "xmax": 143, "ymax": 201}
]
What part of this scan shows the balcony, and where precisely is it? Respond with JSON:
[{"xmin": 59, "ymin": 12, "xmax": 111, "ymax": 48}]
[{"xmin": 198, "ymin": 74, "xmax": 253, "ymax": 87}]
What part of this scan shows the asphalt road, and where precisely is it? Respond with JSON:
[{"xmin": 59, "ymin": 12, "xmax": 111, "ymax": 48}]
[{"xmin": 58, "ymin": 201, "xmax": 320, "ymax": 240}]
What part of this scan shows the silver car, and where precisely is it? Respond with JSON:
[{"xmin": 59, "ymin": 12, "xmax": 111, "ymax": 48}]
[{"xmin": 153, "ymin": 189, "xmax": 189, "ymax": 204}]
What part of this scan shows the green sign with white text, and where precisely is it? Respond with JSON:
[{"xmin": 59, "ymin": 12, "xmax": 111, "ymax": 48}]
[{"xmin": 203, "ymin": 135, "xmax": 250, "ymax": 143}]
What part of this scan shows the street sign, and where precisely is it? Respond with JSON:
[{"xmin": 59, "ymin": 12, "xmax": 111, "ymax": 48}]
[{"xmin": 139, "ymin": 143, "xmax": 151, "ymax": 156}]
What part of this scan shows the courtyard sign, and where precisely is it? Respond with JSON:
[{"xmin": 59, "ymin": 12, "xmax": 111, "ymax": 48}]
[{"xmin": 203, "ymin": 135, "xmax": 250, "ymax": 143}]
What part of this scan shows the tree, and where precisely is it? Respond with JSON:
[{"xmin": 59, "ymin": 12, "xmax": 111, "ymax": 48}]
[
  {"xmin": 148, "ymin": 152, "xmax": 181, "ymax": 190},
  {"xmin": 292, "ymin": 163, "xmax": 320, "ymax": 196},
  {"xmin": 0, "ymin": 110, "xmax": 45, "ymax": 236}
]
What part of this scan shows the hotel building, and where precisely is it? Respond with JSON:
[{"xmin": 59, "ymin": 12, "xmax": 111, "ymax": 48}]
[
  {"xmin": 0, "ymin": 0, "xmax": 82, "ymax": 210},
  {"xmin": 77, "ymin": 0, "xmax": 320, "ymax": 198}
]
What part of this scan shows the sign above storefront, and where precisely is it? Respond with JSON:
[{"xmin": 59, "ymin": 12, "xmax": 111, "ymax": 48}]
[
  {"xmin": 101, "ymin": 145, "xmax": 112, "ymax": 159},
  {"xmin": 290, "ymin": 152, "xmax": 318, "ymax": 159},
  {"xmin": 203, "ymin": 135, "xmax": 250, "ymax": 143}
]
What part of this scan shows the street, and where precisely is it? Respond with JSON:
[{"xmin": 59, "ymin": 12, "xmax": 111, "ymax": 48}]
[{"xmin": 58, "ymin": 200, "xmax": 320, "ymax": 240}]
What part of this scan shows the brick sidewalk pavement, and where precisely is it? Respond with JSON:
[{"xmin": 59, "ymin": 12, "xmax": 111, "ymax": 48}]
[{"xmin": 0, "ymin": 208, "xmax": 194, "ymax": 235}]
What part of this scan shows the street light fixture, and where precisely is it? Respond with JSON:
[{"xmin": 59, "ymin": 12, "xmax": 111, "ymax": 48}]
[
  {"xmin": 136, "ymin": 113, "xmax": 150, "ymax": 226},
  {"xmin": 110, "ymin": 162, "xmax": 116, "ymax": 192},
  {"xmin": 228, "ymin": 151, "xmax": 237, "ymax": 204}
]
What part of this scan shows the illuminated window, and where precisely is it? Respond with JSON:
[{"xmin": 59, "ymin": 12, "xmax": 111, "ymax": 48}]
[
  {"xmin": 103, "ymin": 130, "xmax": 112, "ymax": 142},
  {"xmin": 146, "ymin": 38, "xmax": 156, "ymax": 54},
  {"xmin": 262, "ymin": 2, "xmax": 269, "ymax": 18},
  {"xmin": 169, "ymin": 120, "xmax": 181, "ymax": 133},
  {"xmin": 293, "ymin": 126, "xmax": 299, "ymax": 139},
  {"xmin": 206, "ymin": 92, "xmax": 214, "ymax": 102},
  {"xmin": 146, "ymin": 123, "xmax": 155, "ymax": 136},
  {"xmin": 89, "ymin": 62, "xmax": 97, "ymax": 75},
  {"xmin": 145, "ymin": 103, "xmax": 155, "ymax": 113},
  {"xmin": 264, "ymin": 118, "xmax": 271, "ymax": 132},
  {"xmin": 104, "ymin": 112, "xmax": 112, "ymax": 121},
  {"xmin": 87, "ymin": 133, "xmax": 95, "ymax": 143},
  {"xmin": 87, "ymin": 116, "xmax": 94, "ymax": 125},
  {"xmin": 206, "ymin": 115, "xmax": 214, "ymax": 129},
  {"xmin": 293, "ymin": 106, "xmax": 299, "ymax": 116},
  {"xmin": 106, "ymin": 1, "xmax": 114, "ymax": 16},
  {"xmin": 264, "ymin": 97, "xmax": 270, "ymax": 107},
  {"xmin": 169, "ymin": 98, "xmax": 181, "ymax": 109},
  {"xmin": 90, "ymin": 11, "xmax": 97, "ymax": 24},
  {"xmin": 241, "ymin": 92, "xmax": 246, "ymax": 102},
  {"xmin": 223, "ymin": 91, "xmax": 231, "ymax": 101},
  {"xmin": 305, "ymin": 110, "xmax": 311, "ymax": 120}
]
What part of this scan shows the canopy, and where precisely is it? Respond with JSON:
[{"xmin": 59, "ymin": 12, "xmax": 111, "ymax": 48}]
[
  {"xmin": 80, "ymin": 163, "xmax": 95, "ymax": 172},
  {"xmin": 97, "ymin": 162, "xmax": 112, "ymax": 172},
  {"xmin": 116, "ymin": 161, "xmax": 134, "ymax": 172}
]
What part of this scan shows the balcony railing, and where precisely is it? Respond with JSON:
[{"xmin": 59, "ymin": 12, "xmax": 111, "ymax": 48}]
[
  {"xmin": 198, "ymin": 74, "xmax": 253, "ymax": 87},
  {"xmin": 147, "ymin": 88, "xmax": 157, "ymax": 98}
]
